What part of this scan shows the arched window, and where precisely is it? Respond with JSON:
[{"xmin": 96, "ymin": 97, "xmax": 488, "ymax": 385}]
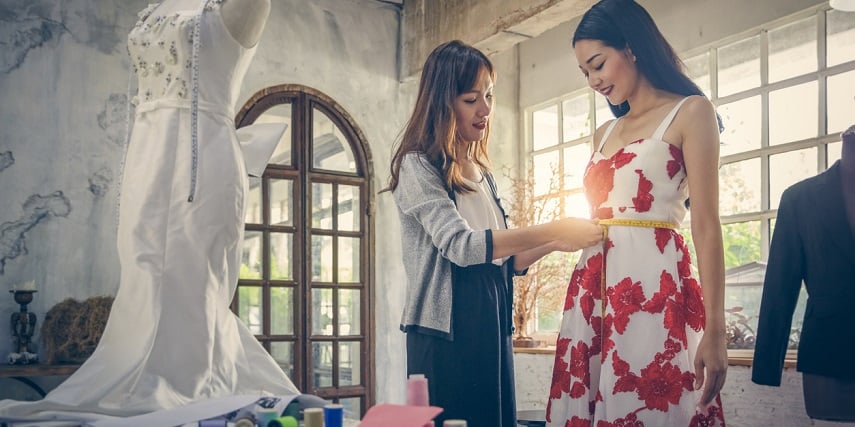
[{"xmin": 234, "ymin": 85, "xmax": 373, "ymax": 416}]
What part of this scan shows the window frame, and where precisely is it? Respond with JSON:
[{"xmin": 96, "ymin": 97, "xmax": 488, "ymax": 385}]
[{"xmin": 234, "ymin": 85, "xmax": 375, "ymax": 415}]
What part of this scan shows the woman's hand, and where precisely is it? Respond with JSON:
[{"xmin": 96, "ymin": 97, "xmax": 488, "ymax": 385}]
[
  {"xmin": 553, "ymin": 218, "xmax": 603, "ymax": 252},
  {"xmin": 694, "ymin": 330, "xmax": 728, "ymax": 409}
]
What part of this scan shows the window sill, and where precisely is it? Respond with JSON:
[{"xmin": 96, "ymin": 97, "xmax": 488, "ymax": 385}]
[{"xmin": 514, "ymin": 346, "xmax": 798, "ymax": 368}]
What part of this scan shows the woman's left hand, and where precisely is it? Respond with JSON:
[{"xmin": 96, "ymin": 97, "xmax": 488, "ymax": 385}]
[{"xmin": 693, "ymin": 330, "xmax": 728, "ymax": 409}]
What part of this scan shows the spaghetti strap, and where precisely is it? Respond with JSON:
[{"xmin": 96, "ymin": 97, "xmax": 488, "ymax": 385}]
[
  {"xmin": 597, "ymin": 118, "xmax": 621, "ymax": 153},
  {"xmin": 651, "ymin": 97, "xmax": 691, "ymax": 141}
]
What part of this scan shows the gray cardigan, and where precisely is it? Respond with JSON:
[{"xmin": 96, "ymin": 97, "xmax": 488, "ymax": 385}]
[{"xmin": 393, "ymin": 152, "xmax": 506, "ymax": 339}]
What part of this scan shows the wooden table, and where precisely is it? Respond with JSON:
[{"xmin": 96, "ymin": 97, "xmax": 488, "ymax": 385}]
[{"xmin": 0, "ymin": 364, "xmax": 80, "ymax": 397}]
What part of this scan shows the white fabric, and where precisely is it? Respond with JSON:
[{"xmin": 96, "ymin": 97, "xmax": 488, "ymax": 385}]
[
  {"xmin": 456, "ymin": 176, "xmax": 507, "ymax": 266},
  {"xmin": 237, "ymin": 123, "xmax": 288, "ymax": 177},
  {"xmin": 0, "ymin": 0, "xmax": 297, "ymax": 422}
]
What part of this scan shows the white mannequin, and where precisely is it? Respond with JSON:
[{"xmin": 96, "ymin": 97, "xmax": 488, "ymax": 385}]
[
  {"xmin": 221, "ymin": 0, "xmax": 270, "ymax": 48},
  {"xmin": 154, "ymin": 0, "xmax": 270, "ymax": 48}
]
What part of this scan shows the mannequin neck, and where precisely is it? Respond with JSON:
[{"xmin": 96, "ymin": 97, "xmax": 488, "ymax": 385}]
[{"xmin": 220, "ymin": 0, "xmax": 270, "ymax": 48}]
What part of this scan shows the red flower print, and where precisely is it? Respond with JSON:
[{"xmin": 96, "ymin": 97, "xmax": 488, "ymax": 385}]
[
  {"xmin": 643, "ymin": 270, "xmax": 678, "ymax": 314},
  {"xmin": 595, "ymin": 206, "xmax": 614, "ymax": 220},
  {"xmin": 570, "ymin": 416, "xmax": 592, "ymax": 427},
  {"xmin": 570, "ymin": 381, "xmax": 588, "ymax": 399},
  {"xmin": 570, "ymin": 341, "xmax": 592, "ymax": 387},
  {"xmin": 655, "ymin": 228, "xmax": 672, "ymax": 254},
  {"xmin": 612, "ymin": 350, "xmax": 632, "ymax": 376},
  {"xmin": 581, "ymin": 293, "xmax": 595, "ymax": 324},
  {"xmin": 664, "ymin": 299, "xmax": 688, "ymax": 346},
  {"xmin": 677, "ymin": 244, "xmax": 693, "ymax": 279},
  {"xmin": 585, "ymin": 159, "xmax": 616, "ymax": 211},
  {"xmin": 632, "ymin": 169, "xmax": 654, "ymax": 212},
  {"xmin": 599, "ymin": 413, "xmax": 643, "ymax": 427},
  {"xmin": 689, "ymin": 396, "xmax": 725, "ymax": 427},
  {"xmin": 636, "ymin": 362, "xmax": 688, "ymax": 412},
  {"xmin": 682, "ymin": 278, "xmax": 706, "ymax": 331},
  {"xmin": 608, "ymin": 278, "xmax": 645, "ymax": 334},
  {"xmin": 613, "ymin": 149, "xmax": 637, "ymax": 169},
  {"xmin": 550, "ymin": 337, "xmax": 573, "ymax": 400},
  {"xmin": 666, "ymin": 144, "xmax": 684, "ymax": 179}
]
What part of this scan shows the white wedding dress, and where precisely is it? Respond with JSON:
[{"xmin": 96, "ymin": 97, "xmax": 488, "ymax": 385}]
[{"xmin": 0, "ymin": 0, "xmax": 297, "ymax": 422}]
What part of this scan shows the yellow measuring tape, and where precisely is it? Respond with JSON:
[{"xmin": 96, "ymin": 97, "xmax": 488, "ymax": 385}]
[{"xmin": 597, "ymin": 218, "xmax": 679, "ymax": 317}]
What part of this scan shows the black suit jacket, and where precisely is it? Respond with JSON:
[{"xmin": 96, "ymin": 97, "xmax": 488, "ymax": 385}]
[{"xmin": 752, "ymin": 162, "xmax": 855, "ymax": 386}]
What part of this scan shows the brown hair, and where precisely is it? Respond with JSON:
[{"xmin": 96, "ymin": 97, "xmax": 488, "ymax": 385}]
[{"xmin": 384, "ymin": 40, "xmax": 496, "ymax": 194}]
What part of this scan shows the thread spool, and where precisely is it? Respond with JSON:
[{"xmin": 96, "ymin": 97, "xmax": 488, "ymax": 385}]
[
  {"xmin": 406, "ymin": 373, "xmax": 430, "ymax": 406},
  {"xmin": 234, "ymin": 418, "xmax": 256, "ymax": 427},
  {"xmin": 323, "ymin": 403, "xmax": 343, "ymax": 427},
  {"xmin": 257, "ymin": 408, "xmax": 279, "ymax": 427},
  {"xmin": 304, "ymin": 407, "xmax": 324, "ymax": 427},
  {"xmin": 443, "ymin": 420, "xmax": 467, "ymax": 427},
  {"xmin": 267, "ymin": 415, "xmax": 298, "ymax": 427}
]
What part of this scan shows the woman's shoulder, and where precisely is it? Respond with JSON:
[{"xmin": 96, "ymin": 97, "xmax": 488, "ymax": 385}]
[{"xmin": 677, "ymin": 94, "xmax": 716, "ymax": 120}]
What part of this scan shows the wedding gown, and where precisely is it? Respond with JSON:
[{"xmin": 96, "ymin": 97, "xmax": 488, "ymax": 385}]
[{"xmin": 0, "ymin": 0, "xmax": 297, "ymax": 422}]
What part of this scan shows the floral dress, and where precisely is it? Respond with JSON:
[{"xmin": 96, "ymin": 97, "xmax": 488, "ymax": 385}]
[{"xmin": 546, "ymin": 98, "xmax": 725, "ymax": 426}]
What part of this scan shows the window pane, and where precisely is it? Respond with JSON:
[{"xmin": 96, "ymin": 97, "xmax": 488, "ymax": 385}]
[
  {"xmin": 338, "ymin": 237, "xmax": 360, "ymax": 283},
  {"xmin": 719, "ymin": 158, "xmax": 761, "ymax": 215},
  {"xmin": 827, "ymin": 8, "xmax": 855, "ymax": 67},
  {"xmin": 240, "ymin": 231, "xmax": 263, "ymax": 279},
  {"xmin": 313, "ymin": 108, "xmax": 356, "ymax": 172},
  {"xmin": 339, "ymin": 341, "xmax": 361, "ymax": 386},
  {"xmin": 770, "ymin": 148, "xmax": 818, "ymax": 209},
  {"xmin": 337, "ymin": 185, "xmax": 360, "ymax": 232},
  {"xmin": 269, "ymin": 232, "xmax": 293, "ymax": 280},
  {"xmin": 718, "ymin": 96, "xmax": 761, "ymax": 156},
  {"xmin": 685, "ymin": 52, "xmax": 711, "ymax": 97},
  {"xmin": 312, "ymin": 182, "xmax": 333, "ymax": 229},
  {"xmin": 532, "ymin": 151, "xmax": 559, "ymax": 196},
  {"xmin": 255, "ymin": 104, "xmax": 292, "ymax": 167},
  {"xmin": 338, "ymin": 289, "xmax": 361, "ymax": 336},
  {"xmin": 312, "ymin": 288, "xmax": 334, "ymax": 335},
  {"xmin": 828, "ymin": 141, "xmax": 842, "ymax": 165},
  {"xmin": 564, "ymin": 192, "xmax": 591, "ymax": 220},
  {"xmin": 595, "ymin": 94, "xmax": 612, "ymax": 129},
  {"xmin": 532, "ymin": 105, "xmax": 558, "ymax": 151},
  {"xmin": 270, "ymin": 341, "xmax": 294, "ymax": 379},
  {"xmin": 270, "ymin": 286, "xmax": 294, "ymax": 335},
  {"xmin": 769, "ymin": 81, "xmax": 818, "ymax": 145},
  {"xmin": 768, "ymin": 17, "xmax": 817, "ymax": 83},
  {"xmin": 246, "ymin": 176, "xmax": 262, "ymax": 224},
  {"xmin": 312, "ymin": 341, "xmax": 333, "ymax": 388},
  {"xmin": 270, "ymin": 179, "xmax": 293, "ymax": 226},
  {"xmin": 312, "ymin": 235, "xmax": 333, "ymax": 282},
  {"xmin": 563, "ymin": 143, "xmax": 592, "ymax": 189},
  {"xmin": 339, "ymin": 397, "xmax": 362, "ymax": 421},
  {"xmin": 717, "ymin": 36, "xmax": 761, "ymax": 97},
  {"xmin": 563, "ymin": 94, "xmax": 592, "ymax": 141},
  {"xmin": 238, "ymin": 285, "xmax": 262, "ymax": 334},
  {"xmin": 827, "ymin": 70, "xmax": 855, "ymax": 135},
  {"xmin": 722, "ymin": 221, "xmax": 761, "ymax": 269}
]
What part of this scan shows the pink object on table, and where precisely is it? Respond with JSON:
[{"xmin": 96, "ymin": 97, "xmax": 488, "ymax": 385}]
[{"xmin": 359, "ymin": 404, "xmax": 443, "ymax": 427}]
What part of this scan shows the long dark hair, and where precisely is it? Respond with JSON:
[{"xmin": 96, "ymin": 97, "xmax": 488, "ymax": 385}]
[
  {"xmin": 384, "ymin": 40, "xmax": 496, "ymax": 194},
  {"xmin": 573, "ymin": 0, "xmax": 723, "ymax": 131}
]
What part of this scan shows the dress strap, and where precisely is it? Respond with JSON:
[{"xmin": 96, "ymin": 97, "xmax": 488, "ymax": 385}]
[
  {"xmin": 597, "ymin": 118, "xmax": 621, "ymax": 153},
  {"xmin": 651, "ymin": 96, "xmax": 691, "ymax": 141}
]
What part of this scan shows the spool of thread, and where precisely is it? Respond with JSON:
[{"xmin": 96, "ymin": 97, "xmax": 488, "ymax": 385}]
[
  {"xmin": 323, "ymin": 403, "xmax": 343, "ymax": 427},
  {"xmin": 443, "ymin": 420, "xmax": 467, "ymax": 427},
  {"xmin": 304, "ymin": 407, "xmax": 324, "ymax": 427},
  {"xmin": 257, "ymin": 408, "xmax": 279, "ymax": 427},
  {"xmin": 406, "ymin": 373, "xmax": 430, "ymax": 406},
  {"xmin": 267, "ymin": 415, "xmax": 298, "ymax": 427},
  {"xmin": 234, "ymin": 418, "xmax": 256, "ymax": 427}
]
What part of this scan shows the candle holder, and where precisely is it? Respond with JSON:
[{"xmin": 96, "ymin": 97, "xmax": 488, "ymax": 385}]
[{"xmin": 8, "ymin": 289, "xmax": 39, "ymax": 365}]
